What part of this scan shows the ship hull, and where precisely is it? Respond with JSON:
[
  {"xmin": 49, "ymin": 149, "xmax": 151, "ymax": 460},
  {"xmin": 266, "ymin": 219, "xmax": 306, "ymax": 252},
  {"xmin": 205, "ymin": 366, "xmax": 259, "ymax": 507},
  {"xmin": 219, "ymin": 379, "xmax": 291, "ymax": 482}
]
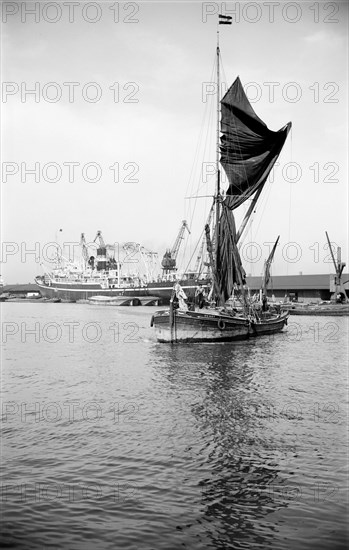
[
  {"xmin": 249, "ymin": 312, "xmax": 289, "ymax": 336},
  {"xmin": 35, "ymin": 277, "xmax": 209, "ymax": 303},
  {"xmin": 152, "ymin": 308, "xmax": 289, "ymax": 343},
  {"xmin": 35, "ymin": 279, "xmax": 146, "ymax": 302},
  {"xmin": 152, "ymin": 309, "xmax": 250, "ymax": 343}
]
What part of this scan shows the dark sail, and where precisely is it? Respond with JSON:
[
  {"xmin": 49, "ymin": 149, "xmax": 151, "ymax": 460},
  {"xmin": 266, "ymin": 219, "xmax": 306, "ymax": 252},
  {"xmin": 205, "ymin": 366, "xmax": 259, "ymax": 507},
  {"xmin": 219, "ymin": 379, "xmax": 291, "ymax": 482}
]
[
  {"xmin": 215, "ymin": 203, "xmax": 246, "ymax": 304},
  {"xmin": 220, "ymin": 77, "xmax": 292, "ymax": 210},
  {"xmin": 263, "ymin": 235, "xmax": 280, "ymax": 291}
]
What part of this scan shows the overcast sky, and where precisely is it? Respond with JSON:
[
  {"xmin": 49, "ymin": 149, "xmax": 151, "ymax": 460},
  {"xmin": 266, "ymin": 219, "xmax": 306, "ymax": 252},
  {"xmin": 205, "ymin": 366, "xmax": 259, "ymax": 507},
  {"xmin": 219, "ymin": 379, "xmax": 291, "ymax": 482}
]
[{"xmin": 1, "ymin": 1, "xmax": 348, "ymax": 283}]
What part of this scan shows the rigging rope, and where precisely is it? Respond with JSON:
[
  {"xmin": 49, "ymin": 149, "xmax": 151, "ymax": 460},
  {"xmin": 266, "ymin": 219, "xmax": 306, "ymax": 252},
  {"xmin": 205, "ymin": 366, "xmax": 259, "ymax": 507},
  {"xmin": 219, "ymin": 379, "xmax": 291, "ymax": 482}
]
[{"xmin": 180, "ymin": 51, "xmax": 217, "ymax": 272}]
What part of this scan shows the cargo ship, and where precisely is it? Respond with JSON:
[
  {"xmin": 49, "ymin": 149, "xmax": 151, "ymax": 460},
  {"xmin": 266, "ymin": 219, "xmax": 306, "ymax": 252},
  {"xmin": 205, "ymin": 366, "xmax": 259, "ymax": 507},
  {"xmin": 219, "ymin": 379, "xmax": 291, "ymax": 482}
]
[{"xmin": 35, "ymin": 230, "xmax": 210, "ymax": 303}]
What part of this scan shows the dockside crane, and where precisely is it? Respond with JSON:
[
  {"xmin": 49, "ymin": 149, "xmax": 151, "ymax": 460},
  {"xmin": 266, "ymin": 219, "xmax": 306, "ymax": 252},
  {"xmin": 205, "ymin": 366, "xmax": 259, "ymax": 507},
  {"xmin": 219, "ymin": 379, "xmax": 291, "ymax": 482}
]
[
  {"xmin": 80, "ymin": 233, "xmax": 89, "ymax": 268},
  {"xmin": 194, "ymin": 207, "xmax": 214, "ymax": 275},
  {"xmin": 161, "ymin": 220, "xmax": 190, "ymax": 275},
  {"xmin": 325, "ymin": 231, "xmax": 348, "ymax": 303},
  {"xmin": 94, "ymin": 230, "xmax": 106, "ymax": 248}
]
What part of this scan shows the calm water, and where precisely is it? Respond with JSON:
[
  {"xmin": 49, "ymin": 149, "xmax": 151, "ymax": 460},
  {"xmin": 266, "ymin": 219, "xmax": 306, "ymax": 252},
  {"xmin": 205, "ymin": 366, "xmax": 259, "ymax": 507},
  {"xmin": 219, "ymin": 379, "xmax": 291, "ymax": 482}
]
[{"xmin": 1, "ymin": 303, "xmax": 348, "ymax": 549}]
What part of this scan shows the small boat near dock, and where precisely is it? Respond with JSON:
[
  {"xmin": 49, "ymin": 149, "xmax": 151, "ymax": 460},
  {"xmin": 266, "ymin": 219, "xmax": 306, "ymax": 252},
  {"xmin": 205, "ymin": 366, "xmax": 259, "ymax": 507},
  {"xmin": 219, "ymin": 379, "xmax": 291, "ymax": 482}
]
[
  {"xmin": 289, "ymin": 303, "xmax": 349, "ymax": 316},
  {"xmin": 88, "ymin": 295, "xmax": 159, "ymax": 306}
]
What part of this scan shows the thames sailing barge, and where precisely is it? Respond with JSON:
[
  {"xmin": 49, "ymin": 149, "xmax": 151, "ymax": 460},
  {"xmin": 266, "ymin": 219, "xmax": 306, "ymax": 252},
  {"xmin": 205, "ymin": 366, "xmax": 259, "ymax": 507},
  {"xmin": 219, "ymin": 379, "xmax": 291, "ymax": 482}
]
[{"xmin": 152, "ymin": 23, "xmax": 291, "ymax": 343}]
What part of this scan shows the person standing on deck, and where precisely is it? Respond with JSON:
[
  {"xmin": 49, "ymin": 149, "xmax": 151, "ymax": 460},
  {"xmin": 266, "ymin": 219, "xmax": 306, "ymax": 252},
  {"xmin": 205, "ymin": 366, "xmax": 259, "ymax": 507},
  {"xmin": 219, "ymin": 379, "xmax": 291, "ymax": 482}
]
[
  {"xmin": 174, "ymin": 282, "xmax": 188, "ymax": 310},
  {"xmin": 262, "ymin": 294, "xmax": 268, "ymax": 312},
  {"xmin": 195, "ymin": 285, "xmax": 205, "ymax": 309}
]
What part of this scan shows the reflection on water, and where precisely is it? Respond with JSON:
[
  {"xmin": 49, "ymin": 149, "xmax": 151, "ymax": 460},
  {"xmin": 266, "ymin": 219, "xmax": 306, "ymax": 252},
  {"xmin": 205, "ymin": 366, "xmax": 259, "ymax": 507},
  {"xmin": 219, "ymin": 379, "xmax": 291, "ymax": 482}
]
[
  {"xmin": 1, "ymin": 304, "xmax": 348, "ymax": 549},
  {"xmin": 151, "ymin": 327, "xmax": 348, "ymax": 549}
]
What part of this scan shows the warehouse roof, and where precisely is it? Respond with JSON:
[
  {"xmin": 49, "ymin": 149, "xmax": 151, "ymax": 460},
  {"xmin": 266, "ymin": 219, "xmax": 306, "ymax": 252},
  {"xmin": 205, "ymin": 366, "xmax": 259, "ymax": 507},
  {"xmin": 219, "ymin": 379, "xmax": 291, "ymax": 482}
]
[{"xmin": 246, "ymin": 273, "xmax": 349, "ymax": 290}]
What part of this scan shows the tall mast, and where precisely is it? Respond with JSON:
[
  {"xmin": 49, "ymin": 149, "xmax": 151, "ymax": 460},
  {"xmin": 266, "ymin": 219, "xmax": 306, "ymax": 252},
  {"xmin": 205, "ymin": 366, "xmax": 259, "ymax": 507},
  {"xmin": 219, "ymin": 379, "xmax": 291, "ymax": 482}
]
[
  {"xmin": 215, "ymin": 30, "xmax": 221, "ymax": 234},
  {"xmin": 213, "ymin": 29, "xmax": 224, "ymax": 305}
]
